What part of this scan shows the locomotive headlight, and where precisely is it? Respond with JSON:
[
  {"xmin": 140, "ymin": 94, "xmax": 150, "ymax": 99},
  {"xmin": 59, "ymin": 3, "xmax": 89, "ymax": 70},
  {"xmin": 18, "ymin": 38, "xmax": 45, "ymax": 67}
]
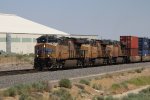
[
  {"xmin": 44, "ymin": 44, "xmax": 46, "ymax": 48},
  {"xmin": 37, "ymin": 55, "xmax": 39, "ymax": 57},
  {"xmin": 48, "ymin": 55, "xmax": 50, "ymax": 57}
]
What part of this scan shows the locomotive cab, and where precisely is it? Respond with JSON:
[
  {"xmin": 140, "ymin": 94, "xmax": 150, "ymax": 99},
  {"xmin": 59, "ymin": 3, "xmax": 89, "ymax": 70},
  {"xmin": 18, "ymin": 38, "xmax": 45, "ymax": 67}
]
[{"xmin": 34, "ymin": 35, "xmax": 69, "ymax": 70}]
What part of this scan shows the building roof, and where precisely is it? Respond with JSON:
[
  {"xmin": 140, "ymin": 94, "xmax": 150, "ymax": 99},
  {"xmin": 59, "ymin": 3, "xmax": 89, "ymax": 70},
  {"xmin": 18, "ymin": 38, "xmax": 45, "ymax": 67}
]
[{"xmin": 0, "ymin": 13, "xmax": 69, "ymax": 35}]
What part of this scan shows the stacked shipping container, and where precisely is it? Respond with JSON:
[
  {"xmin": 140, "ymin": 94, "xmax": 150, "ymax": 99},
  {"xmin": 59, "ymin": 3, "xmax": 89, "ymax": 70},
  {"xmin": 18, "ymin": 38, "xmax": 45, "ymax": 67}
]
[
  {"xmin": 120, "ymin": 36, "xmax": 138, "ymax": 56},
  {"xmin": 138, "ymin": 38, "xmax": 149, "ymax": 56}
]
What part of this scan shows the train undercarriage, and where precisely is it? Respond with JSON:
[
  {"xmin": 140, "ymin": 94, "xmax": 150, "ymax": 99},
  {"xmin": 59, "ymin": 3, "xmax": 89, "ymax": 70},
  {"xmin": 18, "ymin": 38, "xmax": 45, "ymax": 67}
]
[{"xmin": 34, "ymin": 56, "xmax": 131, "ymax": 71}]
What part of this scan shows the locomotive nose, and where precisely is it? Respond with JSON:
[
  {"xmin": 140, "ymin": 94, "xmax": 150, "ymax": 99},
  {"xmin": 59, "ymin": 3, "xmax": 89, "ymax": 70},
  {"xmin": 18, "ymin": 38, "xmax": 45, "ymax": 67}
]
[
  {"xmin": 35, "ymin": 43, "xmax": 53, "ymax": 58},
  {"xmin": 35, "ymin": 44, "xmax": 46, "ymax": 58}
]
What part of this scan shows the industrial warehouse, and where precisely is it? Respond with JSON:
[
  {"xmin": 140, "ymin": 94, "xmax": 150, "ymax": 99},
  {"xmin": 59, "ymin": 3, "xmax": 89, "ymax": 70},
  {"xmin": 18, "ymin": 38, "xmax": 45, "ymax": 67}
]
[
  {"xmin": 0, "ymin": 13, "xmax": 69, "ymax": 54},
  {"xmin": 0, "ymin": 13, "xmax": 98, "ymax": 54}
]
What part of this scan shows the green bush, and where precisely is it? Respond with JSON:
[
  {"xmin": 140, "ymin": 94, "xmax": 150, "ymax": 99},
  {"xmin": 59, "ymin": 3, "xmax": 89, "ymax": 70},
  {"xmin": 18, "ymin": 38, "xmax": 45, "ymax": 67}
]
[
  {"xmin": 32, "ymin": 81, "xmax": 48, "ymax": 92},
  {"xmin": 19, "ymin": 94, "xmax": 31, "ymax": 100},
  {"xmin": 135, "ymin": 69, "xmax": 143, "ymax": 73},
  {"xmin": 120, "ymin": 82, "xmax": 128, "ymax": 89},
  {"xmin": 16, "ymin": 54, "xmax": 24, "ymax": 60},
  {"xmin": 122, "ymin": 87, "xmax": 150, "ymax": 100},
  {"xmin": 52, "ymin": 88, "xmax": 73, "ymax": 100},
  {"xmin": 79, "ymin": 79, "xmax": 90, "ymax": 86},
  {"xmin": 127, "ymin": 76, "xmax": 150, "ymax": 86},
  {"xmin": 59, "ymin": 79, "xmax": 72, "ymax": 89},
  {"xmin": 4, "ymin": 87, "xmax": 17, "ymax": 97},
  {"xmin": 111, "ymin": 84, "xmax": 121, "ymax": 90},
  {"xmin": 140, "ymin": 87, "xmax": 150, "ymax": 94},
  {"xmin": 14, "ymin": 84, "xmax": 32, "ymax": 95},
  {"xmin": 92, "ymin": 83, "xmax": 102, "ymax": 90},
  {"xmin": 3, "ymin": 81, "xmax": 49, "ymax": 97}
]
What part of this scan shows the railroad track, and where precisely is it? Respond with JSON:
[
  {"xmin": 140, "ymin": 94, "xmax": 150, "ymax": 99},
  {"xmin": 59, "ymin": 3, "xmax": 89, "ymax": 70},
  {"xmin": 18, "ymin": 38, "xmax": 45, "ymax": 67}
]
[
  {"xmin": 0, "ymin": 61, "xmax": 145, "ymax": 76},
  {"xmin": 0, "ymin": 69, "xmax": 36, "ymax": 76},
  {"xmin": 0, "ymin": 62, "xmax": 150, "ymax": 88}
]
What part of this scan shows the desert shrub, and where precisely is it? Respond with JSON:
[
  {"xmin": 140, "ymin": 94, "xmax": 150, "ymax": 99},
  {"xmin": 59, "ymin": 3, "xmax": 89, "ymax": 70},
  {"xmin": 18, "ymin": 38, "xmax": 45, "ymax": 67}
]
[
  {"xmin": 92, "ymin": 83, "xmax": 102, "ymax": 90},
  {"xmin": 111, "ymin": 84, "xmax": 121, "ymax": 90},
  {"xmin": 127, "ymin": 93, "xmax": 136, "ymax": 98},
  {"xmin": 140, "ymin": 87, "xmax": 150, "ymax": 94},
  {"xmin": 105, "ymin": 95, "xmax": 118, "ymax": 100},
  {"xmin": 2, "ymin": 81, "xmax": 49, "ymax": 98},
  {"xmin": 122, "ymin": 93, "xmax": 146, "ymax": 100},
  {"xmin": 79, "ymin": 88, "xmax": 90, "ymax": 95},
  {"xmin": 79, "ymin": 79, "xmax": 90, "ymax": 86},
  {"xmin": 54, "ymin": 85, "xmax": 58, "ymax": 88},
  {"xmin": 4, "ymin": 87, "xmax": 17, "ymax": 97},
  {"xmin": 16, "ymin": 54, "xmax": 24, "ymax": 60},
  {"xmin": 59, "ymin": 79, "xmax": 72, "ymax": 89},
  {"xmin": 32, "ymin": 81, "xmax": 48, "ymax": 92},
  {"xmin": 14, "ymin": 84, "xmax": 32, "ymax": 95},
  {"xmin": 120, "ymin": 82, "xmax": 128, "ymax": 89},
  {"xmin": 52, "ymin": 88, "xmax": 73, "ymax": 100},
  {"xmin": 92, "ymin": 95, "xmax": 104, "ymax": 100},
  {"xmin": 19, "ymin": 93, "xmax": 31, "ymax": 100},
  {"xmin": 127, "ymin": 76, "xmax": 150, "ymax": 86},
  {"xmin": 49, "ymin": 94, "xmax": 59, "ymax": 100},
  {"xmin": 122, "ymin": 88, "xmax": 150, "ymax": 100},
  {"xmin": 135, "ymin": 68, "xmax": 143, "ymax": 73},
  {"xmin": 28, "ymin": 53, "xmax": 34, "ymax": 57}
]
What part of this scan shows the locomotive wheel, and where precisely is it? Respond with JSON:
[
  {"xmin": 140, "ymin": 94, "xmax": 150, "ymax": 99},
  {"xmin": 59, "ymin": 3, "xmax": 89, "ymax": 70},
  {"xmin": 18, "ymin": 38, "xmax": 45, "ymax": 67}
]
[
  {"xmin": 77, "ymin": 61, "xmax": 81, "ymax": 67},
  {"xmin": 34, "ymin": 63, "xmax": 43, "ymax": 71},
  {"xmin": 113, "ymin": 58, "xmax": 117, "ymax": 64},
  {"xmin": 122, "ymin": 58, "xmax": 126, "ymax": 64},
  {"xmin": 77, "ymin": 60, "xmax": 85, "ymax": 68},
  {"xmin": 34, "ymin": 59, "xmax": 43, "ymax": 71},
  {"xmin": 48, "ymin": 64, "xmax": 54, "ymax": 70}
]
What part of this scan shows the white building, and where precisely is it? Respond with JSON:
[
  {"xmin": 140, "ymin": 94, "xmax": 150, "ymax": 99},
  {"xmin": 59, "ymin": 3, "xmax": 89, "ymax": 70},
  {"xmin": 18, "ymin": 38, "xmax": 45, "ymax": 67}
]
[
  {"xmin": 0, "ymin": 13, "xmax": 69, "ymax": 54},
  {"xmin": 0, "ymin": 13, "xmax": 98, "ymax": 54}
]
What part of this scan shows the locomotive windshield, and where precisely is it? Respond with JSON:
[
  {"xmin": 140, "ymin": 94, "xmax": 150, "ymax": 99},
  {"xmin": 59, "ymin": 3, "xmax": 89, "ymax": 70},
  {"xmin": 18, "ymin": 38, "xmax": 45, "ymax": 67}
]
[{"xmin": 37, "ymin": 35, "xmax": 58, "ymax": 43}]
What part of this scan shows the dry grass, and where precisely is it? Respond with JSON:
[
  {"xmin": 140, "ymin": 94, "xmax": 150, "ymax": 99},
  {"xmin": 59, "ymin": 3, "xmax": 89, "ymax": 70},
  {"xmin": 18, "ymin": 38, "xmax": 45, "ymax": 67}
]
[{"xmin": 1, "ymin": 67, "xmax": 150, "ymax": 100}]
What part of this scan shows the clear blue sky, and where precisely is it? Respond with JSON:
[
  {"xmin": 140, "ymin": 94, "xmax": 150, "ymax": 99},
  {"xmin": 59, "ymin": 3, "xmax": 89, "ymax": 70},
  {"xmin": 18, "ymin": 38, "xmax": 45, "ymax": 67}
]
[{"xmin": 0, "ymin": 0, "xmax": 150, "ymax": 40}]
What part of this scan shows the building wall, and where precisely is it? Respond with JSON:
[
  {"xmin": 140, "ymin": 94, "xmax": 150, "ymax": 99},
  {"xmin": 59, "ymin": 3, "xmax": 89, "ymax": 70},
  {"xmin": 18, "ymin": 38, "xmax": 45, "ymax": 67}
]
[
  {"xmin": 0, "ymin": 33, "xmax": 98, "ymax": 54},
  {"xmin": 0, "ymin": 34, "xmax": 6, "ymax": 52},
  {"xmin": 0, "ymin": 33, "xmax": 41, "ymax": 54},
  {"xmin": 11, "ymin": 33, "xmax": 41, "ymax": 54}
]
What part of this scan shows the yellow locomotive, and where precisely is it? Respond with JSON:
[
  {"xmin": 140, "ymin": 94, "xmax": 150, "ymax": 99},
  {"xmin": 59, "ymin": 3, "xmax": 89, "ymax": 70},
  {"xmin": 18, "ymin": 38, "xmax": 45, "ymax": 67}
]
[
  {"xmin": 34, "ymin": 35, "xmax": 126, "ymax": 71},
  {"xmin": 34, "ymin": 35, "xmax": 97, "ymax": 70}
]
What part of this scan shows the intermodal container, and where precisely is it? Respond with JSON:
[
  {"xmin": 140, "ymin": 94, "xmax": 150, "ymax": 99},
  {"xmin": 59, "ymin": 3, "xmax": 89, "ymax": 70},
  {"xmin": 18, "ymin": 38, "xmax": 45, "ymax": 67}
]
[
  {"xmin": 120, "ymin": 36, "xmax": 138, "ymax": 48},
  {"xmin": 124, "ymin": 48, "xmax": 138, "ymax": 56},
  {"xmin": 138, "ymin": 38, "xmax": 149, "ymax": 49},
  {"xmin": 139, "ymin": 50, "xmax": 149, "ymax": 56}
]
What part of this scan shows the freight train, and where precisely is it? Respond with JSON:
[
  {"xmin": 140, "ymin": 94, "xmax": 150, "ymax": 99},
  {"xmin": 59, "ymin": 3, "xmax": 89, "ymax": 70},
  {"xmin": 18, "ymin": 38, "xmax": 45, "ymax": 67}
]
[{"xmin": 34, "ymin": 35, "xmax": 150, "ymax": 71}]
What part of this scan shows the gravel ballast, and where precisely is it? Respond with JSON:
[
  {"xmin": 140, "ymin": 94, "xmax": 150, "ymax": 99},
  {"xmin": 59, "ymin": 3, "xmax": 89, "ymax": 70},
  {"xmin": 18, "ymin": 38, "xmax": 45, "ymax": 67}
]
[{"xmin": 0, "ymin": 62, "xmax": 150, "ymax": 88}]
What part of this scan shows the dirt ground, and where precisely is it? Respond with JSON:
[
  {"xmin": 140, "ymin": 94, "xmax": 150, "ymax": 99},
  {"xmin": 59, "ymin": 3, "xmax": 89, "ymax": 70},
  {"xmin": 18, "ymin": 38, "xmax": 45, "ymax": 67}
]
[
  {"xmin": 0, "ymin": 56, "xmax": 33, "ymax": 71},
  {"xmin": 1, "ymin": 66, "xmax": 150, "ymax": 100},
  {"xmin": 63, "ymin": 67, "xmax": 150, "ymax": 99}
]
